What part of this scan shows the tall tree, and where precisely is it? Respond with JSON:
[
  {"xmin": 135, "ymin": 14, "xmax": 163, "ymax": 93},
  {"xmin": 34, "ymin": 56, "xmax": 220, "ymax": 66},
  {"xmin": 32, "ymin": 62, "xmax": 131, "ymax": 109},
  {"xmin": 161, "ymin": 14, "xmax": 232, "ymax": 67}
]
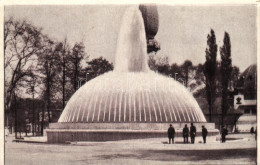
[
  {"xmin": 220, "ymin": 32, "xmax": 232, "ymax": 126},
  {"xmin": 57, "ymin": 38, "xmax": 70, "ymax": 109},
  {"xmin": 38, "ymin": 38, "xmax": 61, "ymax": 123},
  {"xmin": 70, "ymin": 42, "xmax": 85, "ymax": 91},
  {"xmin": 4, "ymin": 18, "xmax": 43, "ymax": 131},
  {"xmin": 203, "ymin": 29, "xmax": 218, "ymax": 122}
]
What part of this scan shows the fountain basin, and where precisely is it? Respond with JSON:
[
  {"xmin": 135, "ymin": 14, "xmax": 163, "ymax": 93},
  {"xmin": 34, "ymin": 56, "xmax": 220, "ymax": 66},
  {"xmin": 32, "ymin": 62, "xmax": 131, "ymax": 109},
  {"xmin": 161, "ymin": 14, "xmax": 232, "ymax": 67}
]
[{"xmin": 47, "ymin": 123, "xmax": 219, "ymax": 143}]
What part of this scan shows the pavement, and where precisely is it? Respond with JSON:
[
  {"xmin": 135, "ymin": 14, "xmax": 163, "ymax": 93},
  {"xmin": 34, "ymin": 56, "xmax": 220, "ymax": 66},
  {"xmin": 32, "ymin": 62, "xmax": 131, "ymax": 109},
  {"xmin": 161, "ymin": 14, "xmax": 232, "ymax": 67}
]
[{"xmin": 4, "ymin": 133, "xmax": 257, "ymax": 165}]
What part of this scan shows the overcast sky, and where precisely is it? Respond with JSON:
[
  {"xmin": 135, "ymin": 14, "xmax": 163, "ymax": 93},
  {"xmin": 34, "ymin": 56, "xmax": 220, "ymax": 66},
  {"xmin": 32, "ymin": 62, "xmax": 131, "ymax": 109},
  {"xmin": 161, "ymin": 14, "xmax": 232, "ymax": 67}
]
[{"xmin": 5, "ymin": 4, "xmax": 257, "ymax": 71}]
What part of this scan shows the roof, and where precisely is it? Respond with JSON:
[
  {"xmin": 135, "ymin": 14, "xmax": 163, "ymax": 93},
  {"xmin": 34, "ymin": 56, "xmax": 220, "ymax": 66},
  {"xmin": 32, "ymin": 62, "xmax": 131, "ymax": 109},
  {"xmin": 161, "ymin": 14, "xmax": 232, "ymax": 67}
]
[{"xmin": 240, "ymin": 64, "xmax": 257, "ymax": 79}]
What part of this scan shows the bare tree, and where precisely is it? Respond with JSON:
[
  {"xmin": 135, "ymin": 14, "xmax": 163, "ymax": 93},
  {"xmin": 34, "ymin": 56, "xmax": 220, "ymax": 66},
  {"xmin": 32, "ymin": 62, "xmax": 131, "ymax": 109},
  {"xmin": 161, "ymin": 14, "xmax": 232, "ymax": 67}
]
[{"xmin": 4, "ymin": 18, "xmax": 43, "ymax": 130}]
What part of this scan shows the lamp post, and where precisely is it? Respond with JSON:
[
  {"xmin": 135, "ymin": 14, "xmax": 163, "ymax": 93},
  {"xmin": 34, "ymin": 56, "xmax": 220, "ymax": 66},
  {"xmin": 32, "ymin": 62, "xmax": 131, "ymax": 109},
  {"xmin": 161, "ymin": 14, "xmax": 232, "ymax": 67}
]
[{"xmin": 77, "ymin": 73, "xmax": 89, "ymax": 89}]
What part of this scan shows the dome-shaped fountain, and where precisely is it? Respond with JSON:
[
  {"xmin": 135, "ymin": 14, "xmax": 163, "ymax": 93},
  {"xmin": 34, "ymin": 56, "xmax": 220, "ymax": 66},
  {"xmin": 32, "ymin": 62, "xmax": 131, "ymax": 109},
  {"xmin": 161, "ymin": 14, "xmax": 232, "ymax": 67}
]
[
  {"xmin": 58, "ymin": 72, "xmax": 206, "ymax": 123},
  {"xmin": 47, "ymin": 6, "xmax": 217, "ymax": 143}
]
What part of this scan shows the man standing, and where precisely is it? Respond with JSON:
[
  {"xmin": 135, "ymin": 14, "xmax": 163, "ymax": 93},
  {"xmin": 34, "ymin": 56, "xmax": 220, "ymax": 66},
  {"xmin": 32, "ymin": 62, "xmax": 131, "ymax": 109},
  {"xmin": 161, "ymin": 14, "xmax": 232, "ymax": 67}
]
[
  {"xmin": 250, "ymin": 127, "xmax": 255, "ymax": 135},
  {"xmin": 168, "ymin": 124, "xmax": 175, "ymax": 144},
  {"xmin": 202, "ymin": 125, "xmax": 208, "ymax": 143},
  {"xmin": 190, "ymin": 123, "xmax": 196, "ymax": 144},
  {"xmin": 221, "ymin": 126, "xmax": 228, "ymax": 143},
  {"xmin": 183, "ymin": 124, "xmax": 189, "ymax": 143}
]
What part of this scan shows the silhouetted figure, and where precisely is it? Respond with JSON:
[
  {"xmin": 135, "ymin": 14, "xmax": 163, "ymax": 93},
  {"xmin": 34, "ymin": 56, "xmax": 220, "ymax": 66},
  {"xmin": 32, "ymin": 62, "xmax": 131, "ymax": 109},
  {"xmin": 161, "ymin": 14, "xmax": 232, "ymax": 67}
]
[
  {"xmin": 202, "ymin": 125, "xmax": 208, "ymax": 143},
  {"xmin": 190, "ymin": 123, "xmax": 197, "ymax": 144},
  {"xmin": 221, "ymin": 126, "xmax": 228, "ymax": 143},
  {"xmin": 183, "ymin": 124, "xmax": 189, "ymax": 143},
  {"xmin": 168, "ymin": 124, "xmax": 175, "ymax": 144},
  {"xmin": 250, "ymin": 127, "xmax": 255, "ymax": 135}
]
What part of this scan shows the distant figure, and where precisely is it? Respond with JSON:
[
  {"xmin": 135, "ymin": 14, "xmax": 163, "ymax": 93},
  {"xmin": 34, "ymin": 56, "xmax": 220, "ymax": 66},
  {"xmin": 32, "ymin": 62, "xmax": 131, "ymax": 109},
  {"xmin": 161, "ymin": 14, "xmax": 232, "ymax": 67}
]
[
  {"xmin": 168, "ymin": 124, "xmax": 175, "ymax": 144},
  {"xmin": 250, "ymin": 127, "xmax": 255, "ymax": 135},
  {"xmin": 183, "ymin": 124, "xmax": 189, "ymax": 143},
  {"xmin": 190, "ymin": 123, "xmax": 197, "ymax": 144},
  {"xmin": 202, "ymin": 125, "xmax": 208, "ymax": 143},
  {"xmin": 221, "ymin": 126, "xmax": 228, "ymax": 143}
]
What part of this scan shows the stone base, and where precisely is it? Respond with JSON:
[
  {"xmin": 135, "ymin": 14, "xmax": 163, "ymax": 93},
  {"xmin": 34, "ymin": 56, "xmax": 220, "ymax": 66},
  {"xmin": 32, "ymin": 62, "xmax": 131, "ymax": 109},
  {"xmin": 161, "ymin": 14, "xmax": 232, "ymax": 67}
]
[{"xmin": 47, "ymin": 123, "xmax": 219, "ymax": 143}]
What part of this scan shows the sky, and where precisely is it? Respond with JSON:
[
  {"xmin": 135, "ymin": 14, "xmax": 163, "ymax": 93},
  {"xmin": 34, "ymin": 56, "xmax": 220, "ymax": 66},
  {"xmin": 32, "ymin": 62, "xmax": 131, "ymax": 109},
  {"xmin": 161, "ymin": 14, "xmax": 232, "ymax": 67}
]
[{"xmin": 5, "ymin": 4, "xmax": 257, "ymax": 72}]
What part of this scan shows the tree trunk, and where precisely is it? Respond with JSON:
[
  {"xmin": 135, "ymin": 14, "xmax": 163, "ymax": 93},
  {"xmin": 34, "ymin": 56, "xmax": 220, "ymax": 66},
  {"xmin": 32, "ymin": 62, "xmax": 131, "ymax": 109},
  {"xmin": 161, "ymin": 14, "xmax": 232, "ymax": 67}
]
[
  {"xmin": 62, "ymin": 60, "xmax": 66, "ymax": 109},
  {"xmin": 32, "ymin": 92, "xmax": 35, "ymax": 136},
  {"xmin": 74, "ymin": 59, "xmax": 78, "ymax": 91},
  {"xmin": 41, "ymin": 103, "xmax": 45, "ymax": 136},
  {"xmin": 14, "ymin": 94, "xmax": 17, "ymax": 139},
  {"xmin": 221, "ymin": 89, "xmax": 228, "ymax": 127},
  {"xmin": 37, "ymin": 106, "xmax": 39, "ymax": 134},
  {"xmin": 46, "ymin": 68, "xmax": 51, "ymax": 123},
  {"xmin": 209, "ymin": 98, "xmax": 212, "ymax": 122}
]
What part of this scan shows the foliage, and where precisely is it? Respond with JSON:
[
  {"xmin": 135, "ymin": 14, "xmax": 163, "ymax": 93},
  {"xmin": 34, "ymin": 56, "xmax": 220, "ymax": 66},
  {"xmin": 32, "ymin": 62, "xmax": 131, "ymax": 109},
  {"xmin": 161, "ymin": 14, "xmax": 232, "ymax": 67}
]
[
  {"xmin": 220, "ymin": 32, "xmax": 232, "ymax": 124},
  {"xmin": 85, "ymin": 57, "xmax": 114, "ymax": 81},
  {"xmin": 203, "ymin": 29, "xmax": 218, "ymax": 122},
  {"xmin": 4, "ymin": 17, "xmax": 43, "ymax": 113},
  {"xmin": 69, "ymin": 42, "xmax": 86, "ymax": 91}
]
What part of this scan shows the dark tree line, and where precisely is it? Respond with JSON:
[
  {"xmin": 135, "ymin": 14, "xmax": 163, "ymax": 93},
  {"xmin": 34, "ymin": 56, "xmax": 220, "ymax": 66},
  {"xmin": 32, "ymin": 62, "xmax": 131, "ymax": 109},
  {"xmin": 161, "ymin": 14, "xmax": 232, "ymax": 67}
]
[{"xmin": 4, "ymin": 17, "xmax": 113, "ymax": 137}]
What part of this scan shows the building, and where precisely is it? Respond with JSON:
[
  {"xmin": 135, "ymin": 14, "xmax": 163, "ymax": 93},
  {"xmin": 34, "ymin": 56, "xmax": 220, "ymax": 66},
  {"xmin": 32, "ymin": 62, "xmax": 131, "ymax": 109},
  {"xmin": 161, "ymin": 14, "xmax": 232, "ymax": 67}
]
[{"xmin": 233, "ymin": 64, "xmax": 257, "ymax": 132}]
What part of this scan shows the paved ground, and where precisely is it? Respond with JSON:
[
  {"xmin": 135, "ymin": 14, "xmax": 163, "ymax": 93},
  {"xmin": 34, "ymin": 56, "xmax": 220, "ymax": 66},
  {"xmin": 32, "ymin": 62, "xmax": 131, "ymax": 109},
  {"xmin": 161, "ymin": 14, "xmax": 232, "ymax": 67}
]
[{"xmin": 5, "ymin": 134, "xmax": 257, "ymax": 165}]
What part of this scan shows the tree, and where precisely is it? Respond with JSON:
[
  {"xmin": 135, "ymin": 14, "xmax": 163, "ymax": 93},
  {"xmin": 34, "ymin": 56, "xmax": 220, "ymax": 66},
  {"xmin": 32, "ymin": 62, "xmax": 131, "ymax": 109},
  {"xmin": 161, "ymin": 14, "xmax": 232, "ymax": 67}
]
[
  {"xmin": 148, "ymin": 55, "xmax": 170, "ymax": 76},
  {"xmin": 230, "ymin": 66, "xmax": 240, "ymax": 90},
  {"xmin": 182, "ymin": 60, "xmax": 193, "ymax": 87},
  {"xmin": 194, "ymin": 64, "xmax": 206, "ymax": 85},
  {"xmin": 4, "ymin": 18, "xmax": 43, "ymax": 133},
  {"xmin": 85, "ymin": 57, "xmax": 113, "ymax": 81},
  {"xmin": 57, "ymin": 38, "xmax": 70, "ymax": 109},
  {"xmin": 203, "ymin": 29, "xmax": 218, "ymax": 122},
  {"xmin": 70, "ymin": 42, "xmax": 85, "ymax": 91},
  {"xmin": 38, "ymin": 38, "xmax": 61, "ymax": 123},
  {"xmin": 220, "ymin": 32, "xmax": 232, "ymax": 126},
  {"xmin": 25, "ymin": 73, "xmax": 40, "ymax": 136}
]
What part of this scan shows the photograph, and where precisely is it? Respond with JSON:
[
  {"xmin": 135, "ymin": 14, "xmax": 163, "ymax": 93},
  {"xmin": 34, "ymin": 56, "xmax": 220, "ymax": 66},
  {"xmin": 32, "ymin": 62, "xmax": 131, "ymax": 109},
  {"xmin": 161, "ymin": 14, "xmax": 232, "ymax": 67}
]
[{"xmin": 3, "ymin": 2, "xmax": 258, "ymax": 164}]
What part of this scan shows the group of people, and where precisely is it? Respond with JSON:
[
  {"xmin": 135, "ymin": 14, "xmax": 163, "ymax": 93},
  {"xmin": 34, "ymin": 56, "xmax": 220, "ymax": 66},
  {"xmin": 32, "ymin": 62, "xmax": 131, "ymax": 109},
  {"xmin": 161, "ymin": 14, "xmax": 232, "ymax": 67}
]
[
  {"xmin": 168, "ymin": 124, "xmax": 230, "ymax": 144},
  {"xmin": 167, "ymin": 123, "xmax": 208, "ymax": 144}
]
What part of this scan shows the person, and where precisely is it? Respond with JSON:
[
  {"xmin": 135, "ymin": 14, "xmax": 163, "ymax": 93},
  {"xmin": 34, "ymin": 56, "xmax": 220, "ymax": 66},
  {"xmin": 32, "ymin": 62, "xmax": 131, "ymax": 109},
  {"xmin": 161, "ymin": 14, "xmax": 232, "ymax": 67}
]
[
  {"xmin": 202, "ymin": 125, "xmax": 208, "ymax": 144},
  {"xmin": 221, "ymin": 126, "xmax": 228, "ymax": 143},
  {"xmin": 190, "ymin": 123, "xmax": 197, "ymax": 144},
  {"xmin": 183, "ymin": 124, "xmax": 189, "ymax": 143},
  {"xmin": 250, "ymin": 127, "xmax": 255, "ymax": 135},
  {"xmin": 168, "ymin": 124, "xmax": 175, "ymax": 144}
]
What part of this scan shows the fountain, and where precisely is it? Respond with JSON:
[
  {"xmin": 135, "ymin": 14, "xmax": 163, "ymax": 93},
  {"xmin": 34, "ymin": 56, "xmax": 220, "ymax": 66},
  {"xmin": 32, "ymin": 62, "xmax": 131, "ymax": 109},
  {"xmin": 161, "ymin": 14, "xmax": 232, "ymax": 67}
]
[{"xmin": 47, "ymin": 6, "xmax": 218, "ymax": 143}]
